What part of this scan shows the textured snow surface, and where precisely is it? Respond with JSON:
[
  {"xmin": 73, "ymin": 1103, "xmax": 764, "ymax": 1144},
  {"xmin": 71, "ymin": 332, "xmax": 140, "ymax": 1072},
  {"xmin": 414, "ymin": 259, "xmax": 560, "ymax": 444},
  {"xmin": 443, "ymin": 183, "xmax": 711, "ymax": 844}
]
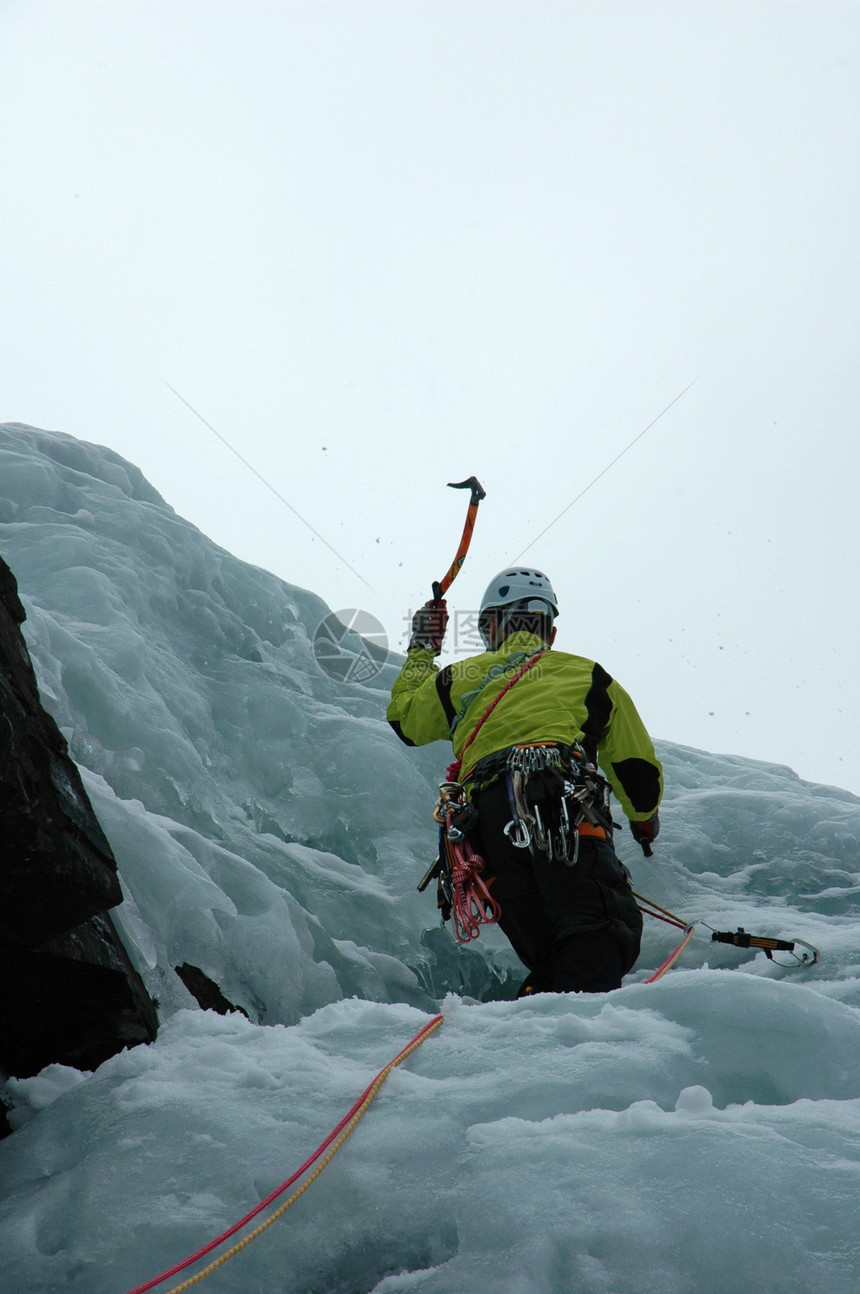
[{"xmin": 1, "ymin": 422, "xmax": 859, "ymax": 1293}]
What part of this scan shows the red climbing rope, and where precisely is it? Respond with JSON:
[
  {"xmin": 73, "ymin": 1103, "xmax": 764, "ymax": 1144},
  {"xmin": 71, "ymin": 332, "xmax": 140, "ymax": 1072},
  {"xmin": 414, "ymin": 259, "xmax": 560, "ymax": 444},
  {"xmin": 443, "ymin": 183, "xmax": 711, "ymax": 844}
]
[
  {"xmin": 124, "ymin": 1013, "xmax": 445, "ymax": 1294},
  {"xmin": 632, "ymin": 891, "xmax": 696, "ymax": 984},
  {"xmin": 633, "ymin": 893, "xmax": 688, "ymax": 932},
  {"xmin": 446, "ymin": 649, "xmax": 547, "ymax": 783},
  {"xmin": 643, "ymin": 925, "xmax": 696, "ymax": 983}
]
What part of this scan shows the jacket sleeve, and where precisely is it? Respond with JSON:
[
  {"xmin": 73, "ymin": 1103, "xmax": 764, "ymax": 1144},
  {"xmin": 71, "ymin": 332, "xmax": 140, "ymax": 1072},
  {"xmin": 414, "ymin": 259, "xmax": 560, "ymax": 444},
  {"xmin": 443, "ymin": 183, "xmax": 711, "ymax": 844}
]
[
  {"xmin": 386, "ymin": 649, "xmax": 453, "ymax": 747},
  {"xmin": 598, "ymin": 679, "xmax": 663, "ymax": 822}
]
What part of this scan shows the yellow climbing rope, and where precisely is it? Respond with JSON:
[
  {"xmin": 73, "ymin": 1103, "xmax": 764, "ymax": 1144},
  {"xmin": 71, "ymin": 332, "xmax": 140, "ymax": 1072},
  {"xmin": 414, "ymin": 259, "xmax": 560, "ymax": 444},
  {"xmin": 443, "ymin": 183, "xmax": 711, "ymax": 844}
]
[
  {"xmin": 165, "ymin": 1014, "xmax": 443, "ymax": 1292},
  {"xmin": 123, "ymin": 1013, "xmax": 444, "ymax": 1294}
]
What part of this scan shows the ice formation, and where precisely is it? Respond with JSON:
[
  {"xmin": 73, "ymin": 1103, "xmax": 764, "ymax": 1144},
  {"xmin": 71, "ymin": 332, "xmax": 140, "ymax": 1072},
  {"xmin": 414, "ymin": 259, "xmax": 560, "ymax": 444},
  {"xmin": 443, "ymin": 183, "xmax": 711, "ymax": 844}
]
[{"xmin": 1, "ymin": 422, "xmax": 859, "ymax": 1293}]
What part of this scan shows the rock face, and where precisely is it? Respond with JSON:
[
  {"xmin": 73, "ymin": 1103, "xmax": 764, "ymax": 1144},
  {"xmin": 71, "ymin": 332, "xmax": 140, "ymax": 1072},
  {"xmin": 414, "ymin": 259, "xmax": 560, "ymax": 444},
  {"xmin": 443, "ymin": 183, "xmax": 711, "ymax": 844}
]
[{"xmin": 0, "ymin": 555, "xmax": 158, "ymax": 1128}]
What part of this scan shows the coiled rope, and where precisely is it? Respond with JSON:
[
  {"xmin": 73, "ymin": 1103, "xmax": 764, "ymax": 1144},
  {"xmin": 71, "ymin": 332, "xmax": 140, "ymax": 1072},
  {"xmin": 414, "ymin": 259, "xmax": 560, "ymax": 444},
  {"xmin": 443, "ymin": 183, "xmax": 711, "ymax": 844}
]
[
  {"xmin": 445, "ymin": 833, "xmax": 502, "ymax": 943},
  {"xmin": 125, "ymin": 1013, "xmax": 444, "ymax": 1294}
]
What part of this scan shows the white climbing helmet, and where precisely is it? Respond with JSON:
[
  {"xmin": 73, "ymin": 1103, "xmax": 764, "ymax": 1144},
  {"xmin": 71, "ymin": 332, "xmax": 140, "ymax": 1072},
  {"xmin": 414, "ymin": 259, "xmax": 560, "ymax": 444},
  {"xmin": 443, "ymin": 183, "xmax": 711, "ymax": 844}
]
[
  {"xmin": 479, "ymin": 567, "xmax": 559, "ymax": 617},
  {"xmin": 478, "ymin": 568, "xmax": 558, "ymax": 648}
]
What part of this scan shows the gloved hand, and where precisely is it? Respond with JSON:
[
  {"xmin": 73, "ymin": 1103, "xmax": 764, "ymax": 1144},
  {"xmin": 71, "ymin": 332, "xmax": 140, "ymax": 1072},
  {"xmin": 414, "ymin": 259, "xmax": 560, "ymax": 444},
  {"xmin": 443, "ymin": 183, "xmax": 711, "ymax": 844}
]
[
  {"xmin": 408, "ymin": 599, "xmax": 449, "ymax": 654},
  {"xmin": 630, "ymin": 812, "xmax": 660, "ymax": 856}
]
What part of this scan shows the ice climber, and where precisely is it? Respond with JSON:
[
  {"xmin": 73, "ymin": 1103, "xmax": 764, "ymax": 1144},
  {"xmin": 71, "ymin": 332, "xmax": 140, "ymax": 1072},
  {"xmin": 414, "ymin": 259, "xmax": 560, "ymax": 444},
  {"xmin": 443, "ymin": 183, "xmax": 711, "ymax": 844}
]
[{"xmin": 387, "ymin": 568, "xmax": 663, "ymax": 995}]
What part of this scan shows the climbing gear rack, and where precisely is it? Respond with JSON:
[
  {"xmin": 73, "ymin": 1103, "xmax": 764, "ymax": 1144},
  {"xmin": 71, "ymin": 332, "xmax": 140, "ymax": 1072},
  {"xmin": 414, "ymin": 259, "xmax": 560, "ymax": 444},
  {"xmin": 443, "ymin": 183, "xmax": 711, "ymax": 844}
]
[{"xmin": 502, "ymin": 741, "xmax": 612, "ymax": 866}]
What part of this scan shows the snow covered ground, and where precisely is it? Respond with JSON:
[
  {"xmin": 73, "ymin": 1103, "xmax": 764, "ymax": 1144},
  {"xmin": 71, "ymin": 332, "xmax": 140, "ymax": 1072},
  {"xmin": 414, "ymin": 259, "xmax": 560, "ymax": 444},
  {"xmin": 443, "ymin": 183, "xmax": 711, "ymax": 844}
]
[{"xmin": 1, "ymin": 422, "xmax": 859, "ymax": 1293}]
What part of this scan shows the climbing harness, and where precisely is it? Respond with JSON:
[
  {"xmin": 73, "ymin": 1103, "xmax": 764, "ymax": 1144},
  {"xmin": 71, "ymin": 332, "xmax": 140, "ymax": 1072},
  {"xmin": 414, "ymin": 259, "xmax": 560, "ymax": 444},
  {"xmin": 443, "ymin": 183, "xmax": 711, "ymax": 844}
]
[
  {"xmin": 125, "ymin": 1014, "xmax": 444, "ymax": 1294},
  {"xmin": 420, "ymin": 646, "xmax": 620, "ymax": 943},
  {"xmin": 424, "ymin": 737, "xmax": 612, "ymax": 945},
  {"xmin": 422, "ymin": 647, "xmax": 549, "ymax": 945}
]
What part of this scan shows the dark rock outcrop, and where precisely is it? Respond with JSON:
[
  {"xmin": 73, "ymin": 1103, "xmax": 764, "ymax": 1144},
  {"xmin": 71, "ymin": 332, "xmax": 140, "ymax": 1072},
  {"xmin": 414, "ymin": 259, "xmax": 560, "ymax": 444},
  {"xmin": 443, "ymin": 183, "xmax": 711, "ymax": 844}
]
[
  {"xmin": 0, "ymin": 555, "xmax": 158, "ymax": 1133},
  {"xmin": 175, "ymin": 963, "xmax": 249, "ymax": 1018}
]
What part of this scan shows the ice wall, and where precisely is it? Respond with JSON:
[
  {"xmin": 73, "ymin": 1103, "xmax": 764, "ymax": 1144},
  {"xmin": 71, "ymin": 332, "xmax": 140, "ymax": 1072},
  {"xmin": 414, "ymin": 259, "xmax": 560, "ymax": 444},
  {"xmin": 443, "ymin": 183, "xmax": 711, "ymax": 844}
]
[
  {"xmin": 2, "ymin": 422, "xmax": 860, "ymax": 1293},
  {"xmin": 0, "ymin": 423, "xmax": 522, "ymax": 1021}
]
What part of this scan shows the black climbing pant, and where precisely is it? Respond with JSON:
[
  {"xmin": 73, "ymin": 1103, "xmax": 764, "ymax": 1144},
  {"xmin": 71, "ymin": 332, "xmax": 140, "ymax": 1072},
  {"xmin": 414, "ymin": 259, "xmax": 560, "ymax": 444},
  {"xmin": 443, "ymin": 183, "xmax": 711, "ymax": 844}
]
[{"xmin": 468, "ymin": 777, "xmax": 643, "ymax": 994}]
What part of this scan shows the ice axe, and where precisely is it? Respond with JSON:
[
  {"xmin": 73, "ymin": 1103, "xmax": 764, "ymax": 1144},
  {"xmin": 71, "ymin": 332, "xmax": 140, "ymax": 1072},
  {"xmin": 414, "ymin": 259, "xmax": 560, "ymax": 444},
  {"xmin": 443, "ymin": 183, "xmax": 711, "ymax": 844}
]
[{"xmin": 431, "ymin": 477, "xmax": 486, "ymax": 605}]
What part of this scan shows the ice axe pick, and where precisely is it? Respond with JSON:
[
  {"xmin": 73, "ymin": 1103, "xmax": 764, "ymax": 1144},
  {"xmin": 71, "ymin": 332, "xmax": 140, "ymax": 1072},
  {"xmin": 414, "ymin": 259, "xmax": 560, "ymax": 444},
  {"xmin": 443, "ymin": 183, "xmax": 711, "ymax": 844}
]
[{"xmin": 431, "ymin": 476, "xmax": 486, "ymax": 604}]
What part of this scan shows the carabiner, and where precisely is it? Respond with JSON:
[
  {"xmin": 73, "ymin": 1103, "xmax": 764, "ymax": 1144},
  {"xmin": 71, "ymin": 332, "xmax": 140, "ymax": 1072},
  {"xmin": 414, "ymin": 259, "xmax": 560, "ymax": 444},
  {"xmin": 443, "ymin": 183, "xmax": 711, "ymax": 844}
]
[{"xmin": 504, "ymin": 816, "xmax": 532, "ymax": 849}]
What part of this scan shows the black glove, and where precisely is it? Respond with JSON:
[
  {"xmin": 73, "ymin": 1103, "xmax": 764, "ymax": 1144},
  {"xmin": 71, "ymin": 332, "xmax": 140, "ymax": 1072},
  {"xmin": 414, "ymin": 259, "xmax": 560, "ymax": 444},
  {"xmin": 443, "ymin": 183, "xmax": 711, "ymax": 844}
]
[
  {"xmin": 409, "ymin": 599, "xmax": 449, "ymax": 654},
  {"xmin": 630, "ymin": 812, "xmax": 660, "ymax": 856}
]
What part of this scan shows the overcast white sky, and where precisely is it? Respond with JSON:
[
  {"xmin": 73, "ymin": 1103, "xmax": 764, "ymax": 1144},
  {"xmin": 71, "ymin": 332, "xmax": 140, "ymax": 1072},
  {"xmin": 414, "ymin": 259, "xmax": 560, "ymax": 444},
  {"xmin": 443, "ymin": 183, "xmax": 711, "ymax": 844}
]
[{"xmin": 2, "ymin": 1, "xmax": 859, "ymax": 796}]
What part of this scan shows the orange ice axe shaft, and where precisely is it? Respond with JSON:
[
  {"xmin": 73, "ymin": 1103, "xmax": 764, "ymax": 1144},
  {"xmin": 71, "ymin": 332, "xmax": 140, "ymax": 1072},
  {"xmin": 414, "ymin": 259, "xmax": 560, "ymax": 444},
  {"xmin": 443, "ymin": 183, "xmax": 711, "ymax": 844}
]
[{"xmin": 432, "ymin": 477, "xmax": 486, "ymax": 604}]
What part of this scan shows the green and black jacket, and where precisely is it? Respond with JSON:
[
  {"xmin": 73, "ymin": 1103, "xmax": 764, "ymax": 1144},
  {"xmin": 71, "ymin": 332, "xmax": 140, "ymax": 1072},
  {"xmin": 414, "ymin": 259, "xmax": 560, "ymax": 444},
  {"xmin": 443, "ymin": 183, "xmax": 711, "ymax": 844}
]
[{"xmin": 387, "ymin": 630, "xmax": 662, "ymax": 823}]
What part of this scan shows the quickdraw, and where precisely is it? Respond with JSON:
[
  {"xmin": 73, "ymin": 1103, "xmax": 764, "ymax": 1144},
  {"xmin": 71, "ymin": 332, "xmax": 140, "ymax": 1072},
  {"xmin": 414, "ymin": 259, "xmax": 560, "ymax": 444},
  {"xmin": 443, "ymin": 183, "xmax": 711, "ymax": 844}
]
[
  {"xmin": 709, "ymin": 927, "xmax": 819, "ymax": 967},
  {"xmin": 633, "ymin": 891, "xmax": 820, "ymax": 978}
]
